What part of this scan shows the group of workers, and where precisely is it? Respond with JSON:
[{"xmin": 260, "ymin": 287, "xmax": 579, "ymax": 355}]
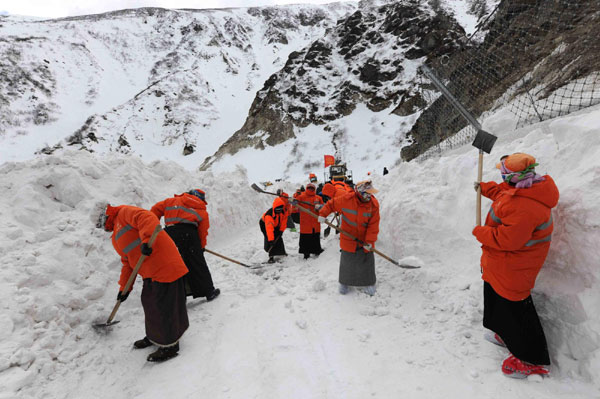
[{"xmin": 92, "ymin": 152, "xmax": 559, "ymax": 379}]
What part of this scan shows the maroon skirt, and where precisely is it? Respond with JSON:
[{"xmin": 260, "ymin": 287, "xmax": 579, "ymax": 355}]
[{"xmin": 141, "ymin": 277, "xmax": 189, "ymax": 347}]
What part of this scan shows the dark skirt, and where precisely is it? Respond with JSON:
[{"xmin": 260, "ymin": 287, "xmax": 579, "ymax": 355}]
[
  {"xmin": 287, "ymin": 214, "xmax": 295, "ymax": 229},
  {"xmin": 259, "ymin": 219, "xmax": 286, "ymax": 256},
  {"xmin": 291, "ymin": 213, "xmax": 300, "ymax": 224},
  {"xmin": 483, "ymin": 281, "xmax": 550, "ymax": 365},
  {"xmin": 141, "ymin": 277, "xmax": 189, "ymax": 347},
  {"xmin": 339, "ymin": 249, "xmax": 376, "ymax": 286},
  {"xmin": 165, "ymin": 224, "xmax": 215, "ymax": 298},
  {"xmin": 299, "ymin": 232, "xmax": 323, "ymax": 255}
]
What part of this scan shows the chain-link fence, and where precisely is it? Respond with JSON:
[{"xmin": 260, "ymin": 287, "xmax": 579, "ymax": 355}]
[{"xmin": 406, "ymin": 0, "xmax": 600, "ymax": 162}]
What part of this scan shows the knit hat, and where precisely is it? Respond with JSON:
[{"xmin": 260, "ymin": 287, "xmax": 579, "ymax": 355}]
[
  {"xmin": 189, "ymin": 189, "xmax": 207, "ymax": 203},
  {"xmin": 496, "ymin": 153, "xmax": 545, "ymax": 188}
]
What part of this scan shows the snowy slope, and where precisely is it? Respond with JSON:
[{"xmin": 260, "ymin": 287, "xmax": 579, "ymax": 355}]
[
  {"xmin": 0, "ymin": 4, "xmax": 355, "ymax": 167},
  {"xmin": 1, "ymin": 103, "xmax": 599, "ymax": 398}
]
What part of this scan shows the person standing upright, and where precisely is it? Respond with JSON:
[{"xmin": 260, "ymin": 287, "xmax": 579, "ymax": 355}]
[
  {"xmin": 473, "ymin": 153, "xmax": 559, "ymax": 379},
  {"xmin": 318, "ymin": 180, "xmax": 380, "ymax": 295},
  {"xmin": 295, "ymin": 183, "xmax": 324, "ymax": 259}
]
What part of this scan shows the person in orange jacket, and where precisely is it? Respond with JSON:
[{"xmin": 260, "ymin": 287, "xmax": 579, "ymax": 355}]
[
  {"xmin": 318, "ymin": 180, "xmax": 380, "ymax": 295},
  {"xmin": 473, "ymin": 153, "xmax": 559, "ymax": 379},
  {"xmin": 295, "ymin": 183, "xmax": 324, "ymax": 259},
  {"xmin": 291, "ymin": 188, "xmax": 302, "ymax": 224},
  {"xmin": 151, "ymin": 189, "xmax": 220, "ymax": 302},
  {"xmin": 93, "ymin": 203, "xmax": 189, "ymax": 362},
  {"xmin": 259, "ymin": 194, "xmax": 289, "ymax": 263}
]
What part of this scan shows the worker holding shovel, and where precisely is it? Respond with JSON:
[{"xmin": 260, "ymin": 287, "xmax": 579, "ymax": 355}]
[
  {"xmin": 318, "ymin": 180, "xmax": 380, "ymax": 296},
  {"xmin": 472, "ymin": 153, "xmax": 558, "ymax": 378},
  {"xmin": 259, "ymin": 194, "xmax": 289, "ymax": 263},
  {"xmin": 93, "ymin": 203, "xmax": 189, "ymax": 362}
]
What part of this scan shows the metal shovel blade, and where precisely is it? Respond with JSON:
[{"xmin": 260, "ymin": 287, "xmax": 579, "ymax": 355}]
[
  {"xmin": 92, "ymin": 320, "xmax": 120, "ymax": 330},
  {"xmin": 472, "ymin": 130, "xmax": 498, "ymax": 154}
]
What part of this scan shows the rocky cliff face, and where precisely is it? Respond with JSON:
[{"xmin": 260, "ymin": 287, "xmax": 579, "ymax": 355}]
[
  {"xmin": 0, "ymin": 4, "xmax": 355, "ymax": 165},
  {"xmin": 200, "ymin": 0, "xmax": 469, "ymax": 170},
  {"xmin": 400, "ymin": 0, "xmax": 600, "ymax": 161}
]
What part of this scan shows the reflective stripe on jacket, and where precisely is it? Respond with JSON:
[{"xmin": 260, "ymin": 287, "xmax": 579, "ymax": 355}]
[
  {"xmin": 473, "ymin": 176, "xmax": 559, "ymax": 301},
  {"xmin": 319, "ymin": 192, "xmax": 380, "ymax": 253},
  {"xmin": 108, "ymin": 205, "xmax": 188, "ymax": 291},
  {"xmin": 151, "ymin": 193, "xmax": 210, "ymax": 248}
]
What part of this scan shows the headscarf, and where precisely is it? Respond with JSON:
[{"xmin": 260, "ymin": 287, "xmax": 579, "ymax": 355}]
[{"xmin": 497, "ymin": 153, "xmax": 545, "ymax": 188}]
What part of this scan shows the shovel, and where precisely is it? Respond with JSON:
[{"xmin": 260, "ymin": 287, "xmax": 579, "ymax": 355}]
[
  {"xmin": 422, "ymin": 65, "xmax": 498, "ymax": 226},
  {"xmin": 472, "ymin": 130, "xmax": 497, "ymax": 225},
  {"xmin": 204, "ymin": 248, "xmax": 264, "ymax": 269},
  {"xmin": 294, "ymin": 205, "xmax": 420, "ymax": 269},
  {"xmin": 93, "ymin": 224, "xmax": 162, "ymax": 330}
]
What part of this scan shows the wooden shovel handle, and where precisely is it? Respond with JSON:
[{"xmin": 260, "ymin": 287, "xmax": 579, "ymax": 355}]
[{"xmin": 476, "ymin": 150, "xmax": 483, "ymax": 226}]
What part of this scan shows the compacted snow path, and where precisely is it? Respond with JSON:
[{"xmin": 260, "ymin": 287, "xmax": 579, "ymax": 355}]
[{"xmin": 21, "ymin": 224, "xmax": 596, "ymax": 399}]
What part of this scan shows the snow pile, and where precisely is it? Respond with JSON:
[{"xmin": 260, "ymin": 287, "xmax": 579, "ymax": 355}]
[
  {"xmin": 1, "ymin": 105, "xmax": 600, "ymax": 398},
  {"xmin": 374, "ymin": 105, "xmax": 600, "ymax": 383},
  {"xmin": 0, "ymin": 151, "xmax": 268, "ymax": 395}
]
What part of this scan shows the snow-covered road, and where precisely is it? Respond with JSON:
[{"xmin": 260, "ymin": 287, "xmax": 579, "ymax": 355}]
[{"xmin": 14, "ymin": 224, "xmax": 595, "ymax": 399}]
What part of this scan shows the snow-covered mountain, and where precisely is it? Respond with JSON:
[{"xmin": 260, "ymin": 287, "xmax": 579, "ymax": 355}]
[{"xmin": 0, "ymin": 4, "xmax": 355, "ymax": 170}]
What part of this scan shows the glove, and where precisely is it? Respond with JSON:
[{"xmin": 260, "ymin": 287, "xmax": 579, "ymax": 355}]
[
  {"xmin": 140, "ymin": 242, "xmax": 152, "ymax": 256},
  {"xmin": 267, "ymin": 240, "xmax": 275, "ymax": 249},
  {"xmin": 474, "ymin": 182, "xmax": 480, "ymax": 192},
  {"xmin": 276, "ymin": 189, "xmax": 283, "ymax": 195},
  {"xmin": 363, "ymin": 243, "xmax": 373, "ymax": 252},
  {"xmin": 315, "ymin": 204, "xmax": 323, "ymax": 211},
  {"xmin": 318, "ymin": 216, "xmax": 326, "ymax": 223},
  {"xmin": 117, "ymin": 290, "xmax": 130, "ymax": 302}
]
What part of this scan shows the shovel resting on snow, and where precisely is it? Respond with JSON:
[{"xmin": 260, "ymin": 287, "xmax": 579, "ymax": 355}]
[{"xmin": 93, "ymin": 224, "xmax": 162, "ymax": 331}]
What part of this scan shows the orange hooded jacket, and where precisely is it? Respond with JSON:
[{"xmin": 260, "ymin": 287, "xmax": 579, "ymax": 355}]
[
  {"xmin": 319, "ymin": 191, "xmax": 380, "ymax": 253},
  {"xmin": 473, "ymin": 176, "xmax": 559, "ymax": 301},
  {"xmin": 105, "ymin": 205, "xmax": 188, "ymax": 291},
  {"xmin": 261, "ymin": 197, "xmax": 288, "ymax": 241},
  {"xmin": 150, "ymin": 192, "xmax": 210, "ymax": 248},
  {"xmin": 333, "ymin": 180, "xmax": 353, "ymax": 195},
  {"xmin": 296, "ymin": 190, "xmax": 324, "ymax": 234}
]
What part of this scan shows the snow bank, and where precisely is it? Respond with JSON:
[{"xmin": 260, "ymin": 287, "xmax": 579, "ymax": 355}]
[
  {"xmin": 1, "ymin": 106, "xmax": 600, "ymax": 397},
  {"xmin": 374, "ymin": 105, "xmax": 600, "ymax": 384},
  {"xmin": 0, "ymin": 151, "xmax": 269, "ymax": 396}
]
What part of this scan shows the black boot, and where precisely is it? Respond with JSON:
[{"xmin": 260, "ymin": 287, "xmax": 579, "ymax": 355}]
[
  {"xmin": 206, "ymin": 288, "xmax": 221, "ymax": 302},
  {"xmin": 147, "ymin": 343, "xmax": 179, "ymax": 362},
  {"xmin": 133, "ymin": 337, "xmax": 153, "ymax": 349},
  {"xmin": 303, "ymin": 253, "xmax": 310, "ymax": 259},
  {"xmin": 267, "ymin": 257, "xmax": 275, "ymax": 263}
]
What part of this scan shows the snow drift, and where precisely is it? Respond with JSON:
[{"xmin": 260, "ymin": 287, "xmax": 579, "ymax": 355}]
[{"xmin": 1, "ymin": 104, "xmax": 600, "ymax": 398}]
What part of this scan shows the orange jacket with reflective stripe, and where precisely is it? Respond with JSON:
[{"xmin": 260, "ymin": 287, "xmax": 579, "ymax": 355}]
[
  {"xmin": 319, "ymin": 192, "xmax": 380, "ymax": 252},
  {"xmin": 296, "ymin": 190, "xmax": 324, "ymax": 234},
  {"xmin": 150, "ymin": 193, "xmax": 210, "ymax": 248},
  {"xmin": 473, "ymin": 176, "xmax": 559, "ymax": 301},
  {"xmin": 261, "ymin": 197, "xmax": 288, "ymax": 241},
  {"xmin": 107, "ymin": 205, "xmax": 188, "ymax": 291}
]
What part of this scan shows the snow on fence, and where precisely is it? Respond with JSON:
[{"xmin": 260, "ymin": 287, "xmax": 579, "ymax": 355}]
[{"xmin": 413, "ymin": 0, "xmax": 600, "ymax": 162}]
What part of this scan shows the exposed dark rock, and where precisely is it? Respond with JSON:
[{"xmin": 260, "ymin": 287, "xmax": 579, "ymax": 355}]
[{"xmin": 183, "ymin": 143, "xmax": 195, "ymax": 155}]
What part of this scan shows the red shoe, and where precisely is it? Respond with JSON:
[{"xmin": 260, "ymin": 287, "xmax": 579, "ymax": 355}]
[{"xmin": 502, "ymin": 354, "xmax": 549, "ymax": 379}]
